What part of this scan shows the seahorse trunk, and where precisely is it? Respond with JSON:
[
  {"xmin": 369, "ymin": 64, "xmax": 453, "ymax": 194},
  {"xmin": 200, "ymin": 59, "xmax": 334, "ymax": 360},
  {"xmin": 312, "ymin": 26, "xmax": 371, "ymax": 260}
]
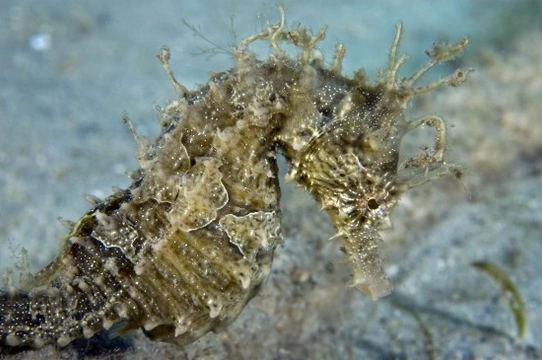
[
  {"xmin": 0, "ymin": 55, "xmax": 288, "ymax": 348},
  {"xmin": 0, "ymin": 234, "xmax": 140, "ymax": 348}
]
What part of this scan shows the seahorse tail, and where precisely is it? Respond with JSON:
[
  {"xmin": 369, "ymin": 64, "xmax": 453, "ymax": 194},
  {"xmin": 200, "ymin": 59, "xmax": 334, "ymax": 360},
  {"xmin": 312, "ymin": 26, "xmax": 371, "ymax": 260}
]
[{"xmin": 0, "ymin": 283, "xmax": 104, "ymax": 348}]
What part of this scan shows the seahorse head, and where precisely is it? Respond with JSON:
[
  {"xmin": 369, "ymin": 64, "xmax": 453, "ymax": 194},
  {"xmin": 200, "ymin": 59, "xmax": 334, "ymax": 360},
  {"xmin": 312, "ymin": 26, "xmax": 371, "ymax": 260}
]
[{"xmin": 281, "ymin": 85, "xmax": 408, "ymax": 298}]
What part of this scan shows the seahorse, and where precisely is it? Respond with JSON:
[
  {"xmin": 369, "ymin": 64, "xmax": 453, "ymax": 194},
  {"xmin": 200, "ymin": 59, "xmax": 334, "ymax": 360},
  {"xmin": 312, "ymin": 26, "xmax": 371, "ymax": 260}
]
[{"xmin": 0, "ymin": 11, "xmax": 470, "ymax": 349}]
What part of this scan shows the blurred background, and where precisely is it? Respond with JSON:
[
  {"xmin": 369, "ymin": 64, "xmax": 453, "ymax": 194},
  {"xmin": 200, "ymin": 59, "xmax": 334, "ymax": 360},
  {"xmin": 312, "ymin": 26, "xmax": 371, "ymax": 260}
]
[{"xmin": 1, "ymin": 1, "xmax": 541, "ymax": 359}]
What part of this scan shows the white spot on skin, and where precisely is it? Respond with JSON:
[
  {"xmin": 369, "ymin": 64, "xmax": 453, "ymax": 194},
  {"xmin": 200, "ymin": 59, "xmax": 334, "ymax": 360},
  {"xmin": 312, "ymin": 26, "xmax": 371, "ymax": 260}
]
[
  {"xmin": 56, "ymin": 335, "xmax": 71, "ymax": 347},
  {"xmin": 104, "ymin": 257, "xmax": 119, "ymax": 276},
  {"xmin": 32, "ymin": 336, "xmax": 45, "ymax": 348},
  {"xmin": 143, "ymin": 320, "xmax": 161, "ymax": 331},
  {"xmin": 174, "ymin": 317, "xmax": 190, "ymax": 337},
  {"xmin": 207, "ymin": 299, "xmax": 222, "ymax": 318},
  {"xmin": 76, "ymin": 279, "xmax": 90, "ymax": 292},
  {"xmin": 6, "ymin": 334, "xmax": 22, "ymax": 346},
  {"xmin": 83, "ymin": 327, "xmax": 95, "ymax": 339},
  {"xmin": 115, "ymin": 304, "xmax": 130, "ymax": 319},
  {"xmin": 102, "ymin": 318, "xmax": 116, "ymax": 330}
]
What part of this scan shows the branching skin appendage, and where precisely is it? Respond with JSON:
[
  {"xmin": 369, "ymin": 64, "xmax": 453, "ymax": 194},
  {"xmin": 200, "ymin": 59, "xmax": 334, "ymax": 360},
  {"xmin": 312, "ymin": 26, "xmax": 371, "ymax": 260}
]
[{"xmin": 0, "ymin": 15, "xmax": 471, "ymax": 350}]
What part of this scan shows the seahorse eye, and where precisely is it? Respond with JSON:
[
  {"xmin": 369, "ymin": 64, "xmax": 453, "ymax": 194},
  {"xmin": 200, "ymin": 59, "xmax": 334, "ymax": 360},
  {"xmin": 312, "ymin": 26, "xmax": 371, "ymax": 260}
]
[{"xmin": 367, "ymin": 198, "xmax": 379, "ymax": 210}]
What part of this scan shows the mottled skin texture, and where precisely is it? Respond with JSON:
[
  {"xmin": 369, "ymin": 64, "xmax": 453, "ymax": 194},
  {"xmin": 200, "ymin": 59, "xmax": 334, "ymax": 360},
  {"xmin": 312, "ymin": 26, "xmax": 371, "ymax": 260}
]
[{"xmin": 0, "ymin": 14, "xmax": 470, "ymax": 350}]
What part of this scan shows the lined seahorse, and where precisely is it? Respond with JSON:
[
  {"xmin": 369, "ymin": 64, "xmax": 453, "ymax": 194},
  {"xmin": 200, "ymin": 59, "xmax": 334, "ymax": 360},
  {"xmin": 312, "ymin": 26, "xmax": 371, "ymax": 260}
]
[{"xmin": 1, "ymin": 11, "xmax": 470, "ymax": 349}]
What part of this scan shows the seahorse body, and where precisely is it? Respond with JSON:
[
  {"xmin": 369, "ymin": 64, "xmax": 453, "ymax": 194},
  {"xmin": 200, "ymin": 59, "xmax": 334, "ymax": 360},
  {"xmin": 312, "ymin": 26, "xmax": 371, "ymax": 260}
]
[{"xmin": 1, "ymin": 16, "xmax": 470, "ymax": 349}]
